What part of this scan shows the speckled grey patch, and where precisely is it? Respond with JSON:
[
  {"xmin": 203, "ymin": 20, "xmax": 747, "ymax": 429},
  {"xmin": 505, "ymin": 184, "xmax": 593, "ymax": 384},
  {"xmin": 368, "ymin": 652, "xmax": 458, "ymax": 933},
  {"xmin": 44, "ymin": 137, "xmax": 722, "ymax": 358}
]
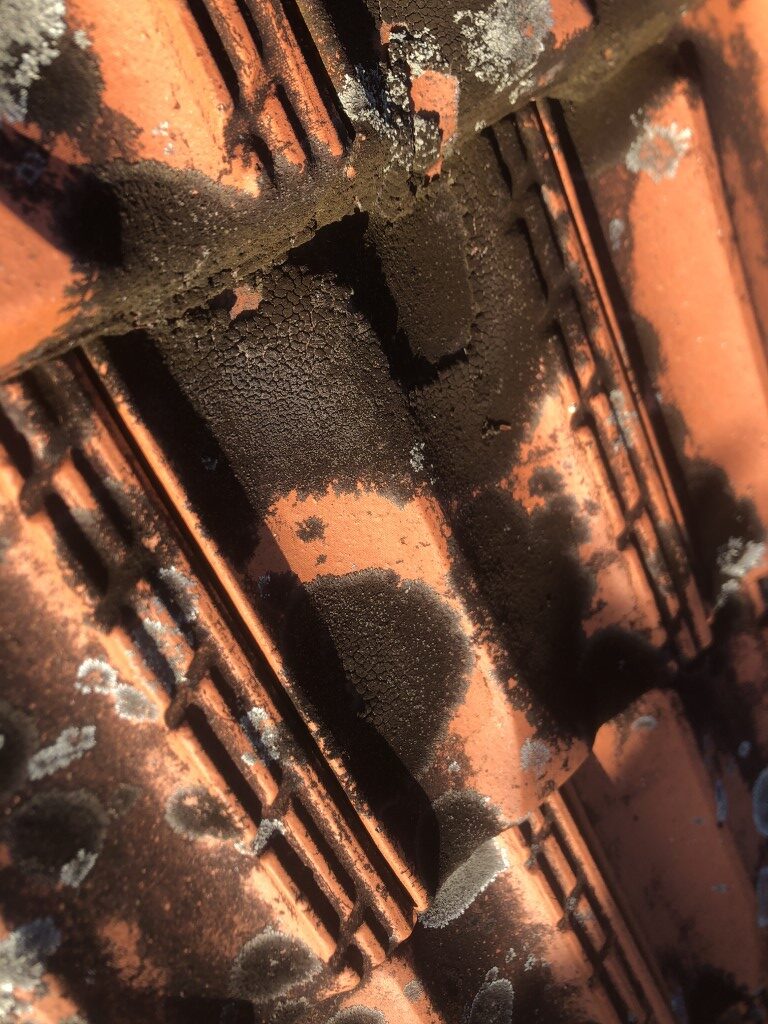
[
  {"xmin": 625, "ymin": 119, "xmax": 692, "ymax": 182},
  {"xmin": 75, "ymin": 656, "xmax": 157, "ymax": 722},
  {"xmin": 0, "ymin": 0, "xmax": 67, "ymax": 122},
  {"xmin": 113, "ymin": 684, "xmax": 157, "ymax": 722},
  {"xmin": 252, "ymin": 817, "xmax": 285, "ymax": 854},
  {"xmin": 631, "ymin": 714, "xmax": 658, "ymax": 731},
  {"xmin": 608, "ymin": 218, "xmax": 625, "ymax": 252},
  {"xmin": 454, "ymin": 0, "xmax": 552, "ymax": 97},
  {"xmin": 158, "ymin": 565, "xmax": 199, "ymax": 623},
  {"xmin": 59, "ymin": 847, "xmax": 98, "ymax": 888},
  {"xmin": 403, "ymin": 979, "xmax": 423, "ymax": 1003},
  {"xmin": 229, "ymin": 930, "xmax": 322, "ymax": 1003},
  {"xmin": 752, "ymin": 766, "xmax": 768, "ymax": 837},
  {"xmin": 0, "ymin": 917, "xmax": 61, "ymax": 1022},
  {"xmin": 242, "ymin": 706, "xmax": 281, "ymax": 761},
  {"xmin": 338, "ymin": 25, "xmax": 453, "ymax": 178},
  {"xmin": 468, "ymin": 968, "xmax": 514, "ymax": 1024},
  {"xmin": 519, "ymin": 737, "xmax": 551, "ymax": 776},
  {"xmin": 420, "ymin": 837, "xmax": 509, "ymax": 928},
  {"xmin": 714, "ymin": 537, "xmax": 766, "ymax": 609},
  {"xmin": 715, "ymin": 777, "xmax": 728, "ymax": 825},
  {"xmin": 326, "ymin": 1008, "xmax": 387, "ymax": 1024},
  {"xmin": 27, "ymin": 725, "xmax": 96, "ymax": 781}
]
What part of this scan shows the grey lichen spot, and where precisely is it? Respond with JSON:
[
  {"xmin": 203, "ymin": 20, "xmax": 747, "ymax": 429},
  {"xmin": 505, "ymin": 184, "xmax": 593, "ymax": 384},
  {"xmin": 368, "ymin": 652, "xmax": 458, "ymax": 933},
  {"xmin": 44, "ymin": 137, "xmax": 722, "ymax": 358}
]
[
  {"xmin": 752, "ymin": 766, "xmax": 768, "ymax": 837},
  {"xmin": 158, "ymin": 565, "xmax": 199, "ymax": 623},
  {"xmin": 403, "ymin": 979, "xmax": 423, "ymax": 1003},
  {"xmin": 0, "ymin": 917, "xmax": 61, "ymax": 1022},
  {"xmin": 75, "ymin": 656, "xmax": 157, "ymax": 723},
  {"xmin": 631, "ymin": 714, "xmax": 658, "ymax": 732},
  {"xmin": 609, "ymin": 389, "xmax": 638, "ymax": 449},
  {"xmin": 420, "ymin": 837, "xmax": 509, "ymax": 928},
  {"xmin": 0, "ymin": 0, "xmax": 67, "ymax": 122},
  {"xmin": 738, "ymin": 740, "xmax": 752, "ymax": 759},
  {"xmin": 454, "ymin": 0, "xmax": 552, "ymax": 95},
  {"xmin": 757, "ymin": 865, "xmax": 768, "ymax": 928},
  {"xmin": 27, "ymin": 725, "xmax": 96, "ymax": 781},
  {"xmin": 715, "ymin": 777, "xmax": 728, "ymax": 825},
  {"xmin": 326, "ymin": 1008, "xmax": 386, "ymax": 1024},
  {"xmin": 608, "ymin": 218, "xmax": 626, "ymax": 252},
  {"xmin": 625, "ymin": 119, "xmax": 692, "ymax": 183},
  {"xmin": 242, "ymin": 706, "xmax": 281, "ymax": 762},
  {"xmin": 59, "ymin": 847, "xmax": 98, "ymax": 887},
  {"xmin": 715, "ymin": 537, "xmax": 766, "ymax": 609},
  {"xmin": 165, "ymin": 786, "xmax": 239, "ymax": 840},
  {"xmin": 520, "ymin": 737, "xmax": 551, "ymax": 777},
  {"xmin": 252, "ymin": 818, "xmax": 285, "ymax": 855},
  {"xmin": 9, "ymin": 789, "xmax": 107, "ymax": 884},
  {"xmin": 113, "ymin": 684, "xmax": 157, "ymax": 722},
  {"xmin": 409, "ymin": 441, "xmax": 426, "ymax": 474},
  {"xmin": 338, "ymin": 26, "xmax": 452, "ymax": 178},
  {"xmin": 71, "ymin": 27, "xmax": 90, "ymax": 49},
  {"xmin": 0, "ymin": 699, "xmax": 37, "ymax": 799},
  {"xmin": 75, "ymin": 657, "xmax": 118, "ymax": 695},
  {"xmin": 468, "ymin": 968, "xmax": 514, "ymax": 1024},
  {"xmin": 229, "ymin": 930, "xmax": 322, "ymax": 1004}
]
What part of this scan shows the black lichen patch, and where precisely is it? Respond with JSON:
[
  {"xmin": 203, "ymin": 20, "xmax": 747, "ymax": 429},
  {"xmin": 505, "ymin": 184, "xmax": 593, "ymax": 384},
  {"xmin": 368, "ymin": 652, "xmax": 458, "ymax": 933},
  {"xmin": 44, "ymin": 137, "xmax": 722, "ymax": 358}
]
[
  {"xmin": 8, "ymin": 789, "xmax": 107, "ymax": 881},
  {"xmin": 259, "ymin": 570, "xmax": 440, "ymax": 887},
  {"xmin": 296, "ymin": 517, "xmax": 326, "ymax": 543},
  {"xmin": 433, "ymin": 789, "xmax": 506, "ymax": 881},
  {"xmin": 0, "ymin": 699, "xmax": 37, "ymax": 800},
  {"xmin": 282, "ymin": 568, "xmax": 471, "ymax": 775},
  {"xmin": 165, "ymin": 786, "xmax": 239, "ymax": 841},
  {"xmin": 155, "ymin": 263, "xmax": 419, "ymax": 525},
  {"xmin": 106, "ymin": 330, "xmax": 259, "ymax": 566},
  {"xmin": 455, "ymin": 488, "xmax": 593, "ymax": 737},
  {"xmin": 373, "ymin": 186, "xmax": 473, "ymax": 363},
  {"xmin": 380, "ymin": 133, "xmax": 595, "ymax": 742},
  {"xmin": 228, "ymin": 931, "xmax": 321, "ymax": 1004},
  {"xmin": 576, "ymin": 626, "xmax": 672, "ymax": 736},
  {"xmin": 25, "ymin": 32, "xmax": 140, "ymax": 163}
]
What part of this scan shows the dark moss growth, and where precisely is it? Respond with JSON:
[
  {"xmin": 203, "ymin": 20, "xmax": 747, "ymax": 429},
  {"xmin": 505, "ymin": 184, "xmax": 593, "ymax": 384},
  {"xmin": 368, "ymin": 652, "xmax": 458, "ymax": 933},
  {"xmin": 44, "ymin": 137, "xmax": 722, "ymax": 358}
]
[
  {"xmin": 297, "ymin": 517, "xmax": 326, "ymax": 542},
  {"xmin": 282, "ymin": 568, "xmax": 471, "ymax": 774}
]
